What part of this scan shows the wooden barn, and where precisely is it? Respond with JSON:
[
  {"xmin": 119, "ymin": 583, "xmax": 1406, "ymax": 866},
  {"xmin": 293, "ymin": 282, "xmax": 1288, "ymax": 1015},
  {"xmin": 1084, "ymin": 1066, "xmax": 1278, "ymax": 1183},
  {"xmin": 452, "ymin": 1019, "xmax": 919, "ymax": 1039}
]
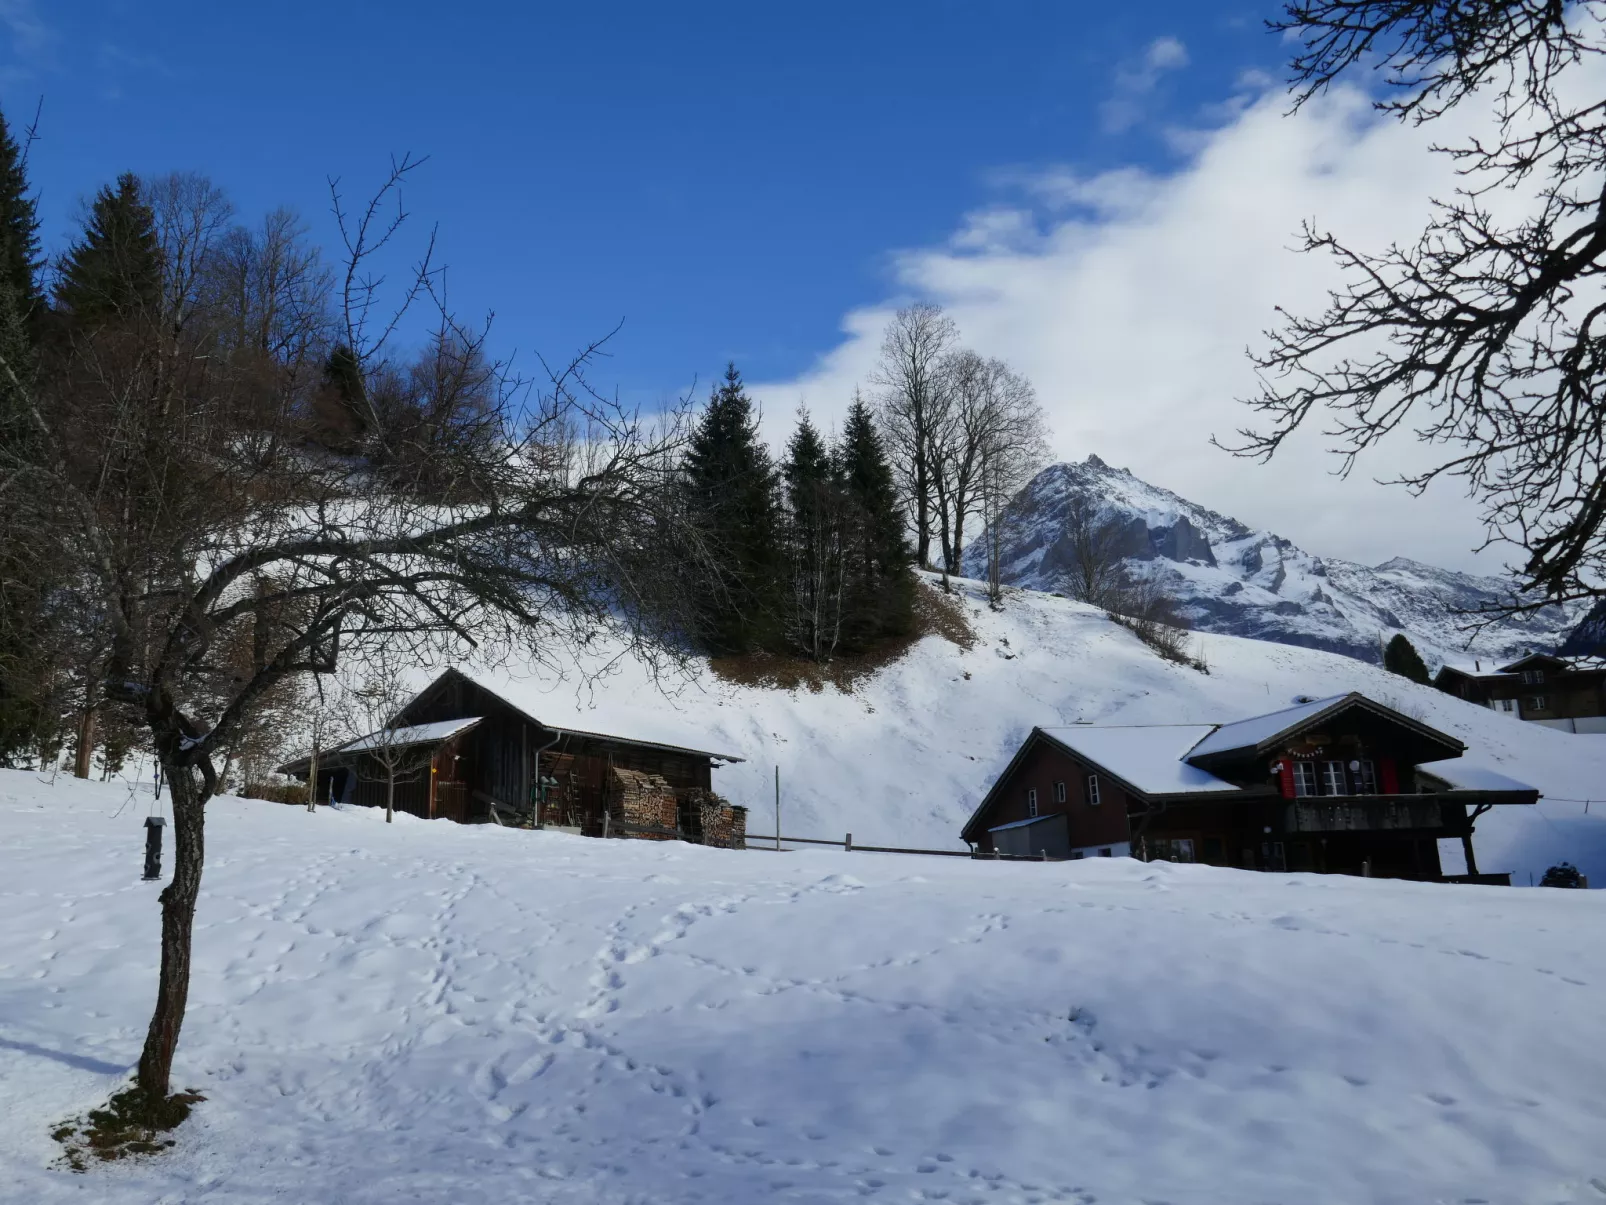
[
  {"xmin": 962, "ymin": 693, "xmax": 1538, "ymax": 883},
  {"xmin": 279, "ymin": 669, "xmax": 747, "ymax": 847}
]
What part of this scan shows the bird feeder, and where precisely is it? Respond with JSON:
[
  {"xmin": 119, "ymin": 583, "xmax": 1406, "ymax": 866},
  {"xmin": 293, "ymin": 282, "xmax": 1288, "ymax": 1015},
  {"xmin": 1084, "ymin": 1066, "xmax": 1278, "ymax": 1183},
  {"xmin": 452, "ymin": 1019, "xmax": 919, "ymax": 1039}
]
[{"xmin": 143, "ymin": 815, "xmax": 166, "ymax": 881}]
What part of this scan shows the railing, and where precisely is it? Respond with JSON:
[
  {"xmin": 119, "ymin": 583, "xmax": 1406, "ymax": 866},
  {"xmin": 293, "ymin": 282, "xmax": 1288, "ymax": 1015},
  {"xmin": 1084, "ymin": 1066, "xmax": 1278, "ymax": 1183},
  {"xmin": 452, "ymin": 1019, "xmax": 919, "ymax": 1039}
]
[{"xmin": 745, "ymin": 832, "xmax": 1063, "ymax": 862}]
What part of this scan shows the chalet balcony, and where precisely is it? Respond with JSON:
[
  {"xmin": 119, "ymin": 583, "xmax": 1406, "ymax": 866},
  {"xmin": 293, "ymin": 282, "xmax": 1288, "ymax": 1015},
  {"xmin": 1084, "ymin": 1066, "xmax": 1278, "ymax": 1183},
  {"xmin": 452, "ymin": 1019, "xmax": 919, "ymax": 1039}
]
[{"xmin": 1284, "ymin": 798, "xmax": 1446, "ymax": 833}]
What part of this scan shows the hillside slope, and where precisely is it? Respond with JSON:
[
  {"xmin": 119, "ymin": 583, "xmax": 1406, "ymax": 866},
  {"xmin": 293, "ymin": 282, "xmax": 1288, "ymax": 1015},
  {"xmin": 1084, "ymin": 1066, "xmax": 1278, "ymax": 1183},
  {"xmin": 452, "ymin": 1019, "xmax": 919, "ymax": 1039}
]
[
  {"xmin": 3, "ymin": 774, "xmax": 1604, "ymax": 1204},
  {"xmin": 464, "ymin": 576, "xmax": 1606, "ymax": 887},
  {"xmin": 960, "ymin": 457, "xmax": 1581, "ymax": 667}
]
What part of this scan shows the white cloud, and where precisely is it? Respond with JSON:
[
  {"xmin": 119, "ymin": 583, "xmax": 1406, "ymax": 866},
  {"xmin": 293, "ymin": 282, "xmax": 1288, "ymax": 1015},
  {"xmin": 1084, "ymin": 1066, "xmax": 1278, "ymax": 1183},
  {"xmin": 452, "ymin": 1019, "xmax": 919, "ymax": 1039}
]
[
  {"xmin": 1101, "ymin": 36, "xmax": 1191, "ymax": 134},
  {"xmin": 755, "ymin": 84, "xmax": 1521, "ymax": 575}
]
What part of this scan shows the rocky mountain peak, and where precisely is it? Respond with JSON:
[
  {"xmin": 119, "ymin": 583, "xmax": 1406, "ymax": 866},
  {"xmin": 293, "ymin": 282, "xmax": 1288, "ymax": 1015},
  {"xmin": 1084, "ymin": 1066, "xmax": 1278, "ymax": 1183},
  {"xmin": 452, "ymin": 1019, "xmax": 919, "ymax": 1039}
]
[{"xmin": 963, "ymin": 459, "xmax": 1583, "ymax": 668}]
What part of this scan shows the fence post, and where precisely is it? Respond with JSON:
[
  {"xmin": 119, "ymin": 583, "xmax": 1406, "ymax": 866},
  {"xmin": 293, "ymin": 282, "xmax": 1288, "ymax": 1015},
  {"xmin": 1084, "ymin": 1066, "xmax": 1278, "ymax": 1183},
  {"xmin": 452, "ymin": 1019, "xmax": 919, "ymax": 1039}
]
[{"xmin": 845, "ymin": 832, "xmax": 853, "ymax": 852}]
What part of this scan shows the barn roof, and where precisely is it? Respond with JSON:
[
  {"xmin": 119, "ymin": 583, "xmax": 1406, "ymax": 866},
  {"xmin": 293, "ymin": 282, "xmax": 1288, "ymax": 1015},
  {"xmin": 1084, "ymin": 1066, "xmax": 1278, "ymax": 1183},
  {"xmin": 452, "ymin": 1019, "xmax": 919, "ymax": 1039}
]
[
  {"xmin": 408, "ymin": 668, "xmax": 746, "ymax": 764},
  {"xmin": 339, "ymin": 717, "xmax": 483, "ymax": 753}
]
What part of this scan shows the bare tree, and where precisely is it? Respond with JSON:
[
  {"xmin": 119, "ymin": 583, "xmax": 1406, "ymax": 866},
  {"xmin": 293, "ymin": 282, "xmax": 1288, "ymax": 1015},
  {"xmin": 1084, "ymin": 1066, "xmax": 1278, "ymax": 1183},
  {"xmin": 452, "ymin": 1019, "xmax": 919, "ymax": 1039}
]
[
  {"xmin": 333, "ymin": 651, "xmax": 435, "ymax": 823},
  {"xmin": 1226, "ymin": 1, "xmax": 1606, "ymax": 615},
  {"xmin": 931, "ymin": 352, "xmax": 1050, "ymax": 578},
  {"xmin": 973, "ymin": 366, "xmax": 1051, "ymax": 605},
  {"xmin": 1056, "ymin": 494, "xmax": 1130, "ymax": 608},
  {"xmin": 1, "ymin": 160, "xmax": 708, "ymax": 1124},
  {"xmin": 871, "ymin": 303, "xmax": 957, "ymax": 569}
]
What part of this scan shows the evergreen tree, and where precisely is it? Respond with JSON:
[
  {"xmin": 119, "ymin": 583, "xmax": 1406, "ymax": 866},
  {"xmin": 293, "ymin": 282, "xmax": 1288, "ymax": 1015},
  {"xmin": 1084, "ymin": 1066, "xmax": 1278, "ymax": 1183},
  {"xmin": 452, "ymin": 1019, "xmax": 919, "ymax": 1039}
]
[
  {"xmin": 782, "ymin": 410, "xmax": 844, "ymax": 661},
  {"xmin": 310, "ymin": 343, "xmax": 371, "ymax": 449},
  {"xmin": 683, "ymin": 364, "xmax": 784, "ymax": 654},
  {"xmin": 54, "ymin": 172, "xmax": 161, "ymax": 325},
  {"xmin": 837, "ymin": 393, "xmax": 915, "ymax": 652},
  {"xmin": 0, "ymin": 103, "xmax": 42, "ymax": 329},
  {"xmin": 1383, "ymin": 633, "xmax": 1431, "ymax": 685},
  {"xmin": 0, "ymin": 270, "xmax": 51, "ymax": 762}
]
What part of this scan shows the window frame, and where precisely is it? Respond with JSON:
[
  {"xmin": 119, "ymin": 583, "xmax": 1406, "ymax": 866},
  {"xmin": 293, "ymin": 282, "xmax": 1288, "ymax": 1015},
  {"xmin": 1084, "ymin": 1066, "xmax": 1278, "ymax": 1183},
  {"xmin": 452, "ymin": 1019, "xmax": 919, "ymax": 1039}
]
[
  {"xmin": 1320, "ymin": 760, "xmax": 1348, "ymax": 797},
  {"xmin": 1527, "ymin": 695, "xmax": 1547, "ymax": 712},
  {"xmin": 1292, "ymin": 760, "xmax": 1319, "ymax": 797},
  {"xmin": 1026, "ymin": 787, "xmax": 1038, "ymax": 817},
  {"xmin": 1352, "ymin": 759, "xmax": 1377, "ymax": 796},
  {"xmin": 1085, "ymin": 774, "xmax": 1101, "ymax": 806},
  {"xmin": 1053, "ymin": 780, "xmax": 1067, "ymax": 804}
]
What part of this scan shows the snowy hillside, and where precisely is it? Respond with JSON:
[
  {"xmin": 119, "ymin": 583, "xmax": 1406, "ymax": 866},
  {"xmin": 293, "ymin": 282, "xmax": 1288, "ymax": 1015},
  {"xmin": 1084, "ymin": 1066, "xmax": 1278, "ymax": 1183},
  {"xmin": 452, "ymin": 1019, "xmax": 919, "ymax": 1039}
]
[
  {"xmin": 418, "ymin": 576, "xmax": 1606, "ymax": 887},
  {"xmin": 961, "ymin": 457, "xmax": 1581, "ymax": 668},
  {"xmin": 3, "ymin": 773, "xmax": 1605, "ymax": 1204}
]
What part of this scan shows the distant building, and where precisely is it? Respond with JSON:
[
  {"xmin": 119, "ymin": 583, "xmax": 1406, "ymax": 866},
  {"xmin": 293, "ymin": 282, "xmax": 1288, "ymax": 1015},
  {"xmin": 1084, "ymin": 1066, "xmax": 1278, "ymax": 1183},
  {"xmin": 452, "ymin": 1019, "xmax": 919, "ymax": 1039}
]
[
  {"xmin": 279, "ymin": 669, "xmax": 747, "ymax": 847},
  {"xmin": 962, "ymin": 693, "xmax": 1537, "ymax": 883},
  {"xmin": 1433, "ymin": 654, "xmax": 1606, "ymax": 735}
]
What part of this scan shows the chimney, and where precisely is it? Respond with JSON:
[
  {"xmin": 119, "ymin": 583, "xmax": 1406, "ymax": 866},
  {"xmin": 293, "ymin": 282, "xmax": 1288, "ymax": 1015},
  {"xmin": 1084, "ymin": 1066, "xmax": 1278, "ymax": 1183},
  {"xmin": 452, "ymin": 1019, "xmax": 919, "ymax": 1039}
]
[{"xmin": 1475, "ymin": 659, "xmax": 1480, "ymax": 671}]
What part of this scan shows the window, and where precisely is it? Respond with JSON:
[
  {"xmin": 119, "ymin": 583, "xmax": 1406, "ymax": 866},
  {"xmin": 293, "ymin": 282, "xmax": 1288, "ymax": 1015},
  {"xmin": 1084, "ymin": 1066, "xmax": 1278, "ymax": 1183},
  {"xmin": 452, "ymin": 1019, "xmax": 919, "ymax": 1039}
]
[
  {"xmin": 1085, "ymin": 774, "xmax": 1101, "ymax": 806},
  {"xmin": 1070, "ymin": 850, "xmax": 1085, "ymax": 860},
  {"xmin": 1026, "ymin": 788, "xmax": 1038, "ymax": 817},
  {"xmin": 1528, "ymin": 696, "xmax": 1547, "ymax": 713},
  {"xmin": 1522, "ymin": 669, "xmax": 1546, "ymax": 684},
  {"xmin": 1352, "ymin": 759, "xmax": 1377, "ymax": 795},
  {"xmin": 1292, "ymin": 761, "xmax": 1319, "ymax": 797},
  {"xmin": 1098, "ymin": 847, "xmax": 1113, "ymax": 857},
  {"xmin": 1499, "ymin": 698, "xmax": 1516, "ymax": 713},
  {"xmin": 1320, "ymin": 761, "xmax": 1348, "ymax": 796},
  {"xmin": 1054, "ymin": 780, "xmax": 1067, "ymax": 804}
]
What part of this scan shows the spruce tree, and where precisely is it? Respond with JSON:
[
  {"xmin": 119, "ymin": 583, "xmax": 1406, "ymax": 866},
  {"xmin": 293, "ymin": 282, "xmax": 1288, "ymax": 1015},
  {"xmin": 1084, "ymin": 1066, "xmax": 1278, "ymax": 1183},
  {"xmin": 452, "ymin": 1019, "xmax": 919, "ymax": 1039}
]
[
  {"xmin": 1383, "ymin": 633, "xmax": 1431, "ymax": 685},
  {"xmin": 0, "ymin": 271, "xmax": 49, "ymax": 761},
  {"xmin": 782, "ymin": 410, "xmax": 843, "ymax": 661},
  {"xmin": 838, "ymin": 393, "xmax": 915, "ymax": 652},
  {"xmin": 54, "ymin": 172, "xmax": 161, "ymax": 325},
  {"xmin": 683, "ymin": 363, "xmax": 784, "ymax": 654},
  {"xmin": 0, "ymin": 103, "xmax": 42, "ymax": 329}
]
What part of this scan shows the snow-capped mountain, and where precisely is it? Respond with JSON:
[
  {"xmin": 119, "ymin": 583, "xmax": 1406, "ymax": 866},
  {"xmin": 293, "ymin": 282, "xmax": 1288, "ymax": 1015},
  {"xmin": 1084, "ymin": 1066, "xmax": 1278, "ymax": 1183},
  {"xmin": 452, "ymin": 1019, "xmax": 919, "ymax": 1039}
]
[{"xmin": 961, "ymin": 456, "xmax": 1581, "ymax": 668}]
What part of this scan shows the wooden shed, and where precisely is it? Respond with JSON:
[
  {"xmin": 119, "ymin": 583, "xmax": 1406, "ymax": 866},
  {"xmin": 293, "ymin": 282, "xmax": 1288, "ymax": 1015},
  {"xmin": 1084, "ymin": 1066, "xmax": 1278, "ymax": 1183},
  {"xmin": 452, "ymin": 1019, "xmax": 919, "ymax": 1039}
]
[{"xmin": 279, "ymin": 669, "xmax": 747, "ymax": 846}]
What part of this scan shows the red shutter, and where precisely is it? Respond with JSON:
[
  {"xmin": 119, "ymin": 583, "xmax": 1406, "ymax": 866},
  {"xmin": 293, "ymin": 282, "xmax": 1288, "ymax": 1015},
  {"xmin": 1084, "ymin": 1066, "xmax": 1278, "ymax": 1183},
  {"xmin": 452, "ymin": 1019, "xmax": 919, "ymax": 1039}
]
[
  {"xmin": 1276, "ymin": 760, "xmax": 1295, "ymax": 799},
  {"xmin": 1379, "ymin": 757, "xmax": 1399, "ymax": 795}
]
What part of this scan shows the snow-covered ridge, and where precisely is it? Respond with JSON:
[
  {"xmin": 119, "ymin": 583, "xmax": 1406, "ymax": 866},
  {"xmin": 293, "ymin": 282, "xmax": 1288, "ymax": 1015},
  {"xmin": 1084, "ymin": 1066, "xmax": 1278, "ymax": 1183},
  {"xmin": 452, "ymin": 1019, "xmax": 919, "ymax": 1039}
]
[{"xmin": 962, "ymin": 456, "xmax": 1583, "ymax": 668}]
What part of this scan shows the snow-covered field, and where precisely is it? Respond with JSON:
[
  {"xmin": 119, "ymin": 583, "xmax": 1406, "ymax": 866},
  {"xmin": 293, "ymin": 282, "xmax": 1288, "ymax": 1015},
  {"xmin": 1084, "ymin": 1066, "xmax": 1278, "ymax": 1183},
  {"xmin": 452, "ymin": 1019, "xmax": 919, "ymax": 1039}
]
[
  {"xmin": 471, "ymin": 576, "xmax": 1606, "ymax": 888},
  {"xmin": 3, "ymin": 771, "xmax": 1605, "ymax": 1204}
]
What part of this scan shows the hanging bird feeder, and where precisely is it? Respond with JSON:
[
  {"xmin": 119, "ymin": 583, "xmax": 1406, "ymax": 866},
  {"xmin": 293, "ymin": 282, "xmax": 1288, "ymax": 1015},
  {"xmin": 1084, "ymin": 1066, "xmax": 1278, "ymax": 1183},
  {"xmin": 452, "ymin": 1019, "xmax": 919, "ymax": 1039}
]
[{"xmin": 143, "ymin": 815, "xmax": 166, "ymax": 881}]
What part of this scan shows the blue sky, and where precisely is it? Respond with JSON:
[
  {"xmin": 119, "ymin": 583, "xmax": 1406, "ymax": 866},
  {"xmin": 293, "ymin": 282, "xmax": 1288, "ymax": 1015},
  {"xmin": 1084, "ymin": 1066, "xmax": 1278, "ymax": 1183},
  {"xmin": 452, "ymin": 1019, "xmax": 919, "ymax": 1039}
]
[
  {"xmin": 2, "ymin": 2, "xmax": 1515, "ymax": 572},
  {"xmin": 4, "ymin": 1, "xmax": 1282, "ymax": 405}
]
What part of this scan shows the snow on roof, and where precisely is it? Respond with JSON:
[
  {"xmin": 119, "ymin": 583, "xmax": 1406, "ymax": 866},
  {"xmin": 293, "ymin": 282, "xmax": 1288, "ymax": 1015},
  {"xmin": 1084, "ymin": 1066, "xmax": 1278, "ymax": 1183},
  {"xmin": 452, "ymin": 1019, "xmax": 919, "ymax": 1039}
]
[
  {"xmin": 1417, "ymin": 760, "xmax": 1538, "ymax": 794},
  {"xmin": 338, "ymin": 717, "xmax": 482, "ymax": 754},
  {"xmin": 1185, "ymin": 695, "xmax": 1350, "ymax": 759},
  {"xmin": 1436, "ymin": 663, "xmax": 1510, "ymax": 680},
  {"xmin": 1040, "ymin": 725, "xmax": 1240, "ymax": 795},
  {"xmin": 988, "ymin": 814, "xmax": 1064, "ymax": 833}
]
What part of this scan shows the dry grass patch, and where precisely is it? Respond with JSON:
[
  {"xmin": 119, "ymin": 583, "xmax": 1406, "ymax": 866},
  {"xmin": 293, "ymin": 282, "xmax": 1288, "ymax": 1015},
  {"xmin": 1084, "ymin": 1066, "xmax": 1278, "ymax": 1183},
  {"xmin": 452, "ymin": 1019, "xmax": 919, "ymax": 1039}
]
[
  {"xmin": 709, "ymin": 580, "xmax": 976, "ymax": 694},
  {"xmin": 53, "ymin": 1084, "xmax": 205, "ymax": 1172}
]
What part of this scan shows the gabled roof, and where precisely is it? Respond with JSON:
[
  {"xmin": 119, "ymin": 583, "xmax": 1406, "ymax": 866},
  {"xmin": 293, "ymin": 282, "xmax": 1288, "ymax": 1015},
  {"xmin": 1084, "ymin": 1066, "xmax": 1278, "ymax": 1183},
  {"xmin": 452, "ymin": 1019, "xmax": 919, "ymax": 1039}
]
[
  {"xmin": 1496, "ymin": 653, "xmax": 1570, "ymax": 673},
  {"xmin": 1183, "ymin": 692, "xmax": 1464, "ymax": 765},
  {"xmin": 1184, "ymin": 695, "xmax": 1348, "ymax": 760},
  {"xmin": 276, "ymin": 717, "xmax": 482, "ymax": 776},
  {"xmin": 339, "ymin": 717, "xmax": 482, "ymax": 754},
  {"xmin": 406, "ymin": 668, "xmax": 746, "ymax": 764},
  {"xmin": 1039, "ymin": 725, "xmax": 1237, "ymax": 796}
]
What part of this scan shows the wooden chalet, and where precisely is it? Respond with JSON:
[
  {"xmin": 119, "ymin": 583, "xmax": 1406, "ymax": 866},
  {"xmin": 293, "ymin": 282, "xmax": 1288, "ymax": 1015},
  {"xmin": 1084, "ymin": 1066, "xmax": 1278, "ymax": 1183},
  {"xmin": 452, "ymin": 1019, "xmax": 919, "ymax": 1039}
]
[
  {"xmin": 1434, "ymin": 653, "xmax": 1606, "ymax": 734},
  {"xmin": 962, "ymin": 693, "xmax": 1538, "ymax": 883},
  {"xmin": 279, "ymin": 669, "xmax": 748, "ymax": 847}
]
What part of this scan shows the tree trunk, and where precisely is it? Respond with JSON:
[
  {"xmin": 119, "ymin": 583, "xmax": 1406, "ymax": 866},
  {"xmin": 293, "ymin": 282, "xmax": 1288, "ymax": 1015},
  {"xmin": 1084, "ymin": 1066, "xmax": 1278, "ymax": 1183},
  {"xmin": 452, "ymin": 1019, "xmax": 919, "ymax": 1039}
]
[
  {"xmin": 135, "ymin": 761, "xmax": 207, "ymax": 1101},
  {"xmin": 73, "ymin": 704, "xmax": 98, "ymax": 778},
  {"xmin": 1461, "ymin": 832, "xmax": 1479, "ymax": 876},
  {"xmin": 386, "ymin": 773, "xmax": 394, "ymax": 823}
]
